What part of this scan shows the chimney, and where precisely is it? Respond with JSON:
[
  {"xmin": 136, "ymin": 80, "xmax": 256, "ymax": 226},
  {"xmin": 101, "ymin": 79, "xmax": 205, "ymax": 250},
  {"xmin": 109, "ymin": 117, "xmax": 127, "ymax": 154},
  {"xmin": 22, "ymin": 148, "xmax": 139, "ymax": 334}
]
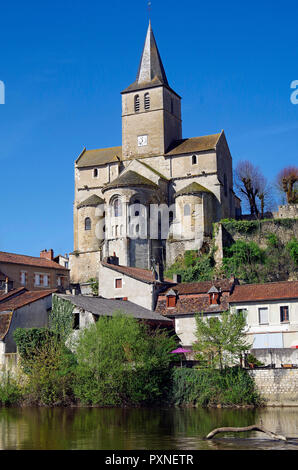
[
  {"xmin": 40, "ymin": 249, "xmax": 54, "ymax": 261},
  {"xmin": 156, "ymin": 263, "xmax": 164, "ymax": 282},
  {"xmin": 5, "ymin": 277, "xmax": 9, "ymax": 294},
  {"xmin": 107, "ymin": 253, "xmax": 119, "ymax": 265},
  {"xmin": 173, "ymin": 273, "xmax": 182, "ymax": 284}
]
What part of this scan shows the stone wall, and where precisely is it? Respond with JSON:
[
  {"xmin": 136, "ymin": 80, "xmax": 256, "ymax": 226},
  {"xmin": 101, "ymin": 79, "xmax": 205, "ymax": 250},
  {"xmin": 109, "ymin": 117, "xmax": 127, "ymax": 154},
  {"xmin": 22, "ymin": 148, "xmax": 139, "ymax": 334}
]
[
  {"xmin": 214, "ymin": 218, "xmax": 298, "ymax": 263},
  {"xmin": 249, "ymin": 369, "xmax": 298, "ymax": 406},
  {"xmin": 274, "ymin": 204, "xmax": 298, "ymax": 219}
]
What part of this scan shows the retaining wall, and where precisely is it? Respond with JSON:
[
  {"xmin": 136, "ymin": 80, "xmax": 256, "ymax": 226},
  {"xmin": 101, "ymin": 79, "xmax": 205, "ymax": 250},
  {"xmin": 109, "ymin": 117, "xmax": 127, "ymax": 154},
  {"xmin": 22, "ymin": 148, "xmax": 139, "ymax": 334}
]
[{"xmin": 249, "ymin": 369, "xmax": 298, "ymax": 406}]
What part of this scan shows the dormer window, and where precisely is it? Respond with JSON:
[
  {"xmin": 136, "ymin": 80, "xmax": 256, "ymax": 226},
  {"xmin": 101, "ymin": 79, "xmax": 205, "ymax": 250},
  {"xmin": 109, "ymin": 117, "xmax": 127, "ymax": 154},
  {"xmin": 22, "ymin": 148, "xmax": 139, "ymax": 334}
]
[
  {"xmin": 144, "ymin": 92, "xmax": 150, "ymax": 110},
  {"xmin": 208, "ymin": 286, "xmax": 220, "ymax": 305},
  {"xmin": 166, "ymin": 289, "xmax": 177, "ymax": 308},
  {"xmin": 134, "ymin": 95, "xmax": 140, "ymax": 112},
  {"xmin": 192, "ymin": 155, "xmax": 197, "ymax": 165}
]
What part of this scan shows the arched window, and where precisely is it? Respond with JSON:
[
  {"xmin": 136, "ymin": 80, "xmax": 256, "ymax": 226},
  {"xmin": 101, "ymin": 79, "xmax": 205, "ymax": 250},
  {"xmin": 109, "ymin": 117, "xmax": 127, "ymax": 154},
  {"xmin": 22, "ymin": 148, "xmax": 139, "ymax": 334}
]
[
  {"xmin": 134, "ymin": 199, "xmax": 140, "ymax": 217},
  {"xmin": 144, "ymin": 93, "xmax": 150, "ymax": 110},
  {"xmin": 192, "ymin": 155, "xmax": 197, "ymax": 165},
  {"xmin": 134, "ymin": 95, "xmax": 140, "ymax": 112},
  {"xmin": 85, "ymin": 217, "xmax": 91, "ymax": 231},
  {"xmin": 113, "ymin": 198, "xmax": 122, "ymax": 217},
  {"xmin": 184, "ymin": 204, "xmax": 190, "ymax": 216},
  {"xmin": 93, "ymin": 168, "xmax": 98, "ymax": 178},
  {"xmin": 169, "ymin": 210, "xmax": 174, "ymax": 225}
]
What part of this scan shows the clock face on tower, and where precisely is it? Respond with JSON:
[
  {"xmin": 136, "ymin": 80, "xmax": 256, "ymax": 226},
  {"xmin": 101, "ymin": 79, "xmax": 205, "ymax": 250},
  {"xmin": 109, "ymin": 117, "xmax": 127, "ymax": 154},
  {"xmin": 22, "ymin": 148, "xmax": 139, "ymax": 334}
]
[{"xmin": 137, "ymin": 135, "xmax": 148, "ymax": 147}]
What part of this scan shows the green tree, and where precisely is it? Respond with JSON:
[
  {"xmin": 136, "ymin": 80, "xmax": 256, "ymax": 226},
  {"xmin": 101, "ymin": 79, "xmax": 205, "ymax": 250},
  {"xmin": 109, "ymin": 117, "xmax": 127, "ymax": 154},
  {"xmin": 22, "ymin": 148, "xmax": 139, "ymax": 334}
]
[
  {"xmin": 13, "ymin": 296, "xmax": 77, "ymax": 406},
  {"xmin": 74, "ymin": 312, "xmax": 176, "ymax": 406},
  {"xmin": 193, "ymin": 310, "xmax": 250, "ymax": 371}
]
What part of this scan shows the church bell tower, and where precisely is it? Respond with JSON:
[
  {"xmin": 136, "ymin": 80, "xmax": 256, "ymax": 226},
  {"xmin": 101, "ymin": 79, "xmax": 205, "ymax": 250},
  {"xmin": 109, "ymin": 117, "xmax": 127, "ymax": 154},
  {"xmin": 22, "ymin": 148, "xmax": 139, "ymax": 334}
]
[{"xmin": 121, "ymin": 21, "xmax": 182, "ymax": 159}]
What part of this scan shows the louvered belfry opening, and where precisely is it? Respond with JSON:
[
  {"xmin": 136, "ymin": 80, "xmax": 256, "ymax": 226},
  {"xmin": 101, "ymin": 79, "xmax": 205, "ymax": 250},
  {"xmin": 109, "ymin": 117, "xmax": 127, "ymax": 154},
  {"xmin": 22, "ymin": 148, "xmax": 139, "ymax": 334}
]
[
  {"xmin": 134, "ymin": 94, "xmax": 140, "ymax": 112},
  {"xmin": 144, "ymin": 92, "xmax": 150, "ymax": 110}
]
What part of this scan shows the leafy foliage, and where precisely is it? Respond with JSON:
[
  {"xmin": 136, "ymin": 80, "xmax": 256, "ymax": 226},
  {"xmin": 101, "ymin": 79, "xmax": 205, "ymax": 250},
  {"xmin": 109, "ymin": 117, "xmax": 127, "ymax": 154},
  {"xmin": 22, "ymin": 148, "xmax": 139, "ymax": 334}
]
[
  {"xmin": 74, "ymin": 313, "xmax": 176, "ymax": 406},
  {"xmin": 221, "ymin": 219, "xmax": 259, "ymax": 234},
  {"xmin": 49, "ymin": 295, "xmax": 74, "ymax": 342},
  {"xmin": 165, "ymin": 250, "xmax": 215, "ymax": 282},
  {"xmin": 286, "ymin": 238, "xmax": 298, "ymax": 266},
  {"xmin": 0, "ymin": 372, "xmax": 23, "ymax": 406},
  {"xmin": 14, "ymin": 301, "xmax": 77, "ymax": 406},
  {"xmin": 169, "ymin": 367, "xmax": 262, "ymax": 407},
  {"xmin": 193, "ymin": 311, "xmax": 250, "ymax": 370},
  {"xmin": 87, "ymin": 278, "xmax": 99, "ymax": 296}
]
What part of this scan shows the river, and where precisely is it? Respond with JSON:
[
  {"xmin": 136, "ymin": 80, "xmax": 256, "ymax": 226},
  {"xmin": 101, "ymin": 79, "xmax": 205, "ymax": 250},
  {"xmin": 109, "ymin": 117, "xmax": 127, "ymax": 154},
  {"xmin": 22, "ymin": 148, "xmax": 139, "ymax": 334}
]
[{"xmin": 0, "ymin": 406, "xmax": 298, "ymax": 450}]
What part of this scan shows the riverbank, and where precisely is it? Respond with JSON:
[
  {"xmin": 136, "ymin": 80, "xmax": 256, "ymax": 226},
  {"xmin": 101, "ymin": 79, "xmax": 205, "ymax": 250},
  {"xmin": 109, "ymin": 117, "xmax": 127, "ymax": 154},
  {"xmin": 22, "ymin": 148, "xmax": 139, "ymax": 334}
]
[{"xmin": 0, "ymin": 367, "xmax": 263, "ymax": 408}]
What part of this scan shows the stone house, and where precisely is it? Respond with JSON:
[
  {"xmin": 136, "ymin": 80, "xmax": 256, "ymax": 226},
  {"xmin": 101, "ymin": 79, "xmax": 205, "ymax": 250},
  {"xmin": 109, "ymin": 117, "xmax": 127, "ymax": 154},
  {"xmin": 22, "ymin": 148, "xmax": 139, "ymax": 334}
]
[
  {"xmin": 0, "ymin": 249, "xmax": 70, "ymax": 292},
  {"xmin": 155, "ymin": 278, "xmax": 237, "ymax": 350},
  {"xmin": 56, "ymin": 293, "xmax": 173, "ymax": 338},
  {"xmin": 98, "ymin": 255, "xmax": 174, "ymax": 311},
  {"xmin": 0, "ymin": 289, "xmax": 56, "ymax": 368},
  {"xmin": 229, "ymin": 280, "xmax": 298, "ymax": 367},
  {"xmin": 70, "ymin": 21, "xmax": 241, "ymax": 288}
]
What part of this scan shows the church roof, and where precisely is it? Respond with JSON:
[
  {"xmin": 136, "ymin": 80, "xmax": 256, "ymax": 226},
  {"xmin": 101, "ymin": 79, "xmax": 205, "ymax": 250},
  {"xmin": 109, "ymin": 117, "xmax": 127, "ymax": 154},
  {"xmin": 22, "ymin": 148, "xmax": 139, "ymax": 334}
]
[
  {"xmin": 174, "ymin": 182, "xmax": 212, "ymax": 198},
  {"xmin": 166, "ymin": 133, "xmax": 221, "ymax": 155},
  {"xmin": 121, "ymin": 21, "xmax": 179, "ymax": 97},
  {"xmin": 77, "ymin": 194, "xmax": 104, "ymax": 209},
  {"xmin": 76, "ymin": 147, "xmax": 122, "ymax": 168},
  {"xmin": 102, "ymin": 170, "xmax": 158, "ymax": 192},
  {"xmin": 76, "ymin": 133, "xmax": 222, "ymax": 168}
]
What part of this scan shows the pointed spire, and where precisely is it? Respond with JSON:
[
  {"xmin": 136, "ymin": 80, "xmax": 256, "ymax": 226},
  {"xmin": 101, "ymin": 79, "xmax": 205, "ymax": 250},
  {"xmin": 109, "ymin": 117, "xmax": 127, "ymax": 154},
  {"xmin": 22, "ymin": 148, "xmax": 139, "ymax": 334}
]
[
  {"xmin": 122, "ymin": 21, "xmax": 170, "ymax": 93},
  {"xmin": 136, "ymin": 21, "xmax": 169, "ymax": 86}
]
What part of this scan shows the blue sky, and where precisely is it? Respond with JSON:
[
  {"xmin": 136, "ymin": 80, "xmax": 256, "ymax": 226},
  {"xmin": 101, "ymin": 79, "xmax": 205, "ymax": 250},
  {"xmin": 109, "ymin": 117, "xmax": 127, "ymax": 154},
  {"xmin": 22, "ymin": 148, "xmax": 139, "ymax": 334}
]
[{"xmin": 0, "ymin": 0, "xmax": 297, "ymax": 257}]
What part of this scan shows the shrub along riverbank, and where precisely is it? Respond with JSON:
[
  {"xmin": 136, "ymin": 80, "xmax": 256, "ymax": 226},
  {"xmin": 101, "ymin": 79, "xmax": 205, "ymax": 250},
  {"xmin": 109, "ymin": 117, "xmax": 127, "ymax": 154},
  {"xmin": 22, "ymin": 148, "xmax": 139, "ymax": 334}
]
[
  {"xmin": 0, "ymin": 365, "xmax": 262, "ymax": 408},
  {"xmin": 0, "ymin": 302, "xmax": 262, "ymax": 408}
]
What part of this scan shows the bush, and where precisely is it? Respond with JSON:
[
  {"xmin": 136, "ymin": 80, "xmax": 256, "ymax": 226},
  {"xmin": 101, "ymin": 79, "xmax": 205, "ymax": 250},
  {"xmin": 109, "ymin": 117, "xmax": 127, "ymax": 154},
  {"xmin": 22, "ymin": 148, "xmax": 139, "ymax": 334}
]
[
  {"xmin": 220, "ymin": 219, "xmax": 259, "ymax": 234},
  {"xmin": 286, "ymin": 238, "xmax": 298, "ymax": 266},
  {"xmin": 74, "ymin": 313, "xmax": 176, "ymax": 406},
  {"xmin": 0, "ymin": 372, "xmax": 23, "ymax": 406},
  {"xmin": 165, "ymin": 251, "xmax": 215, "ymax": 282},
  {"xmin": 20, "ymin": 338, "xmax": 77, "ymax": 406},
  {"xmin": 14, "ymin": 328, "xmax": 76, "ymax": 406},
  {"xmin": 169, "ymin": 367, "xmax": 262, "ymax": 407}
]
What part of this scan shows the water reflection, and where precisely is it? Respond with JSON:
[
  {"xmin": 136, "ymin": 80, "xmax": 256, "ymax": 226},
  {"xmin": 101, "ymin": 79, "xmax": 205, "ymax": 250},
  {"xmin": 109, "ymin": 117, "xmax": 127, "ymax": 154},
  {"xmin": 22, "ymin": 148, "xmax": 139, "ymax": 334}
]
[{"xmin": 0, "ymin": 407, "xmax": 298, "ymax": 450}]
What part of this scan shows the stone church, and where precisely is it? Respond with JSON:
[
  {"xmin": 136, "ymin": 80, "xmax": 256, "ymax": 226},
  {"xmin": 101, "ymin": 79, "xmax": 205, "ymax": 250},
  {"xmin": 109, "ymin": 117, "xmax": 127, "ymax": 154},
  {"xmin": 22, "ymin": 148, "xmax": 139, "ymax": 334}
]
[{"xmin": 70, "ymin": 21, "xmax": 241, "ymax": 285}]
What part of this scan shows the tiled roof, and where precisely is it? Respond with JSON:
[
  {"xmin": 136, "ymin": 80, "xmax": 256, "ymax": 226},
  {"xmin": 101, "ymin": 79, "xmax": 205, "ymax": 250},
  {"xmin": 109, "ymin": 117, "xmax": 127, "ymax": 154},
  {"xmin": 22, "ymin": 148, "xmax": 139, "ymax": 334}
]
[
  {"xmin": 102, "ymin": 171, "xmax": 158, "ymax": 193},
  {"xmin": 77, "ymin": 194, "xmax": 105, "ymax": 209},
  {"xmin": 101, "ymin": 260, "xmax": 173, "ymax": 284},
  {"xmin": 156, "ymin": 293, "xmax": 230, "ymax": 317},
  {"xmin": 229, "ymin": 281, "xmax": 298, "ymax": 303},
  {"xmin": 163, "ymin": 279, "xmax": 235, "ymax": 295},
  {"xmin": 0, "ymin": 288, "xmax": 27, "ymax": 303},
  {"xmin": 0, "ymin": 251, "xmax": 68, "ymax": 271},
  {"xmin": 75, "ymin": 134, "xmax": 222, "ymax": 169},
  {"xmin": 0, "ymin": 312, "xmax": 13, "ymax": 340},
  {"xmin": 165, "ymin": 133, "xmax": 221, "ymax": 156},
  {"xmin": 0, "ymin": 289, "xmax": 57, "ymax": 312},
  {"xmin": 174, "ymin": 182, "xmax": 212, "ymax": 198},
  {"xmin": 57, "ymin": 294, "xmax": 173, "ymax": 324},
  {"xmin": 76, "ymin": 147, "xmax": 122, "ymax": 168}
]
